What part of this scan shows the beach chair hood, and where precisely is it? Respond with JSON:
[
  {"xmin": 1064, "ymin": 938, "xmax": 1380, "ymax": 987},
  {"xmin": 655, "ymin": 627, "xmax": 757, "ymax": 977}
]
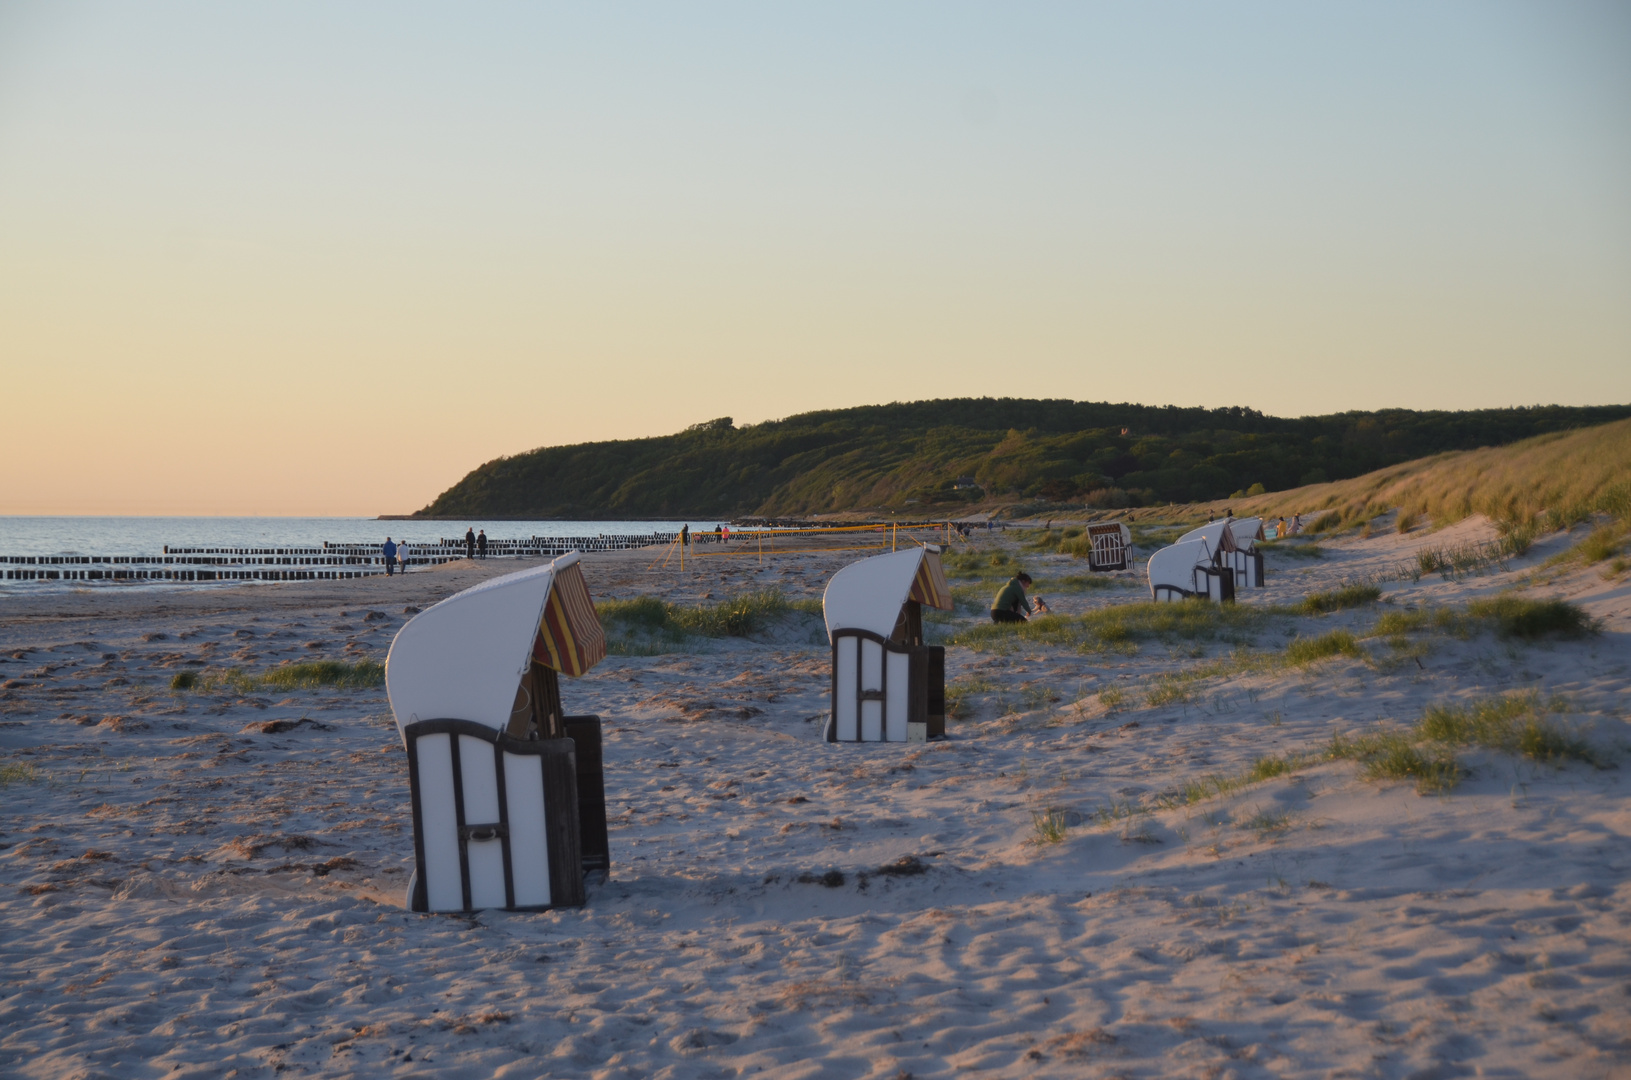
[
  {"xmin": 386, "ymin": 553, "xmax": 606, "ymax": 742},
  {"xmin": 1176, "ymin": 521, "xmax": 1237, "ymax": 554},
  {"xmin": 1227, "ymin": 517, "xmax": 1266, "ymax": 550},
  {"xmin": 822, "ymin": 545, "xmax": 952, "ymax": 641}
]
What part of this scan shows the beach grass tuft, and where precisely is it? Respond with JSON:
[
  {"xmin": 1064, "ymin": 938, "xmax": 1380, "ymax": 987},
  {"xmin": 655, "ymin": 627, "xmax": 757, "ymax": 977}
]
[
  {"xmin": 1328, "ymin": 730, "xmax": 1459, "ymax": 794},
  {"xmin": 171, "ymin": 660, "xmax": 384, "ymax": 693},
  {"xmin": 1299, "ymin": 583, "xmax": 1381, "ymax": 614},
  {"xmin": 1464, "ymin": 596, "xmax": 1596, "ymax": 639},
  {"xmin": 597, "ymin": 590, "xmax": 821, "ymax": 651},
  {"xmin": 1283, "ymin": 630, "xmax": 1362, "ymax": 666},
  {"xmin": 947, "ymin": 599, "xmax": 1281, "ymax": 653},
  {"xmin": 258, "ymin": 660, "xmax": 386, "ymax": 690},
  {"xmin": 1418, "ymin": 692, "xmax": 1596, "ymax": 764},
  {"xmin": 0, "ymin": 761, "xmax": 44, "ymax": 786},
  {"xmin": 1031, "ymin": 808, "xmax": 1070, "ymax": 844}
]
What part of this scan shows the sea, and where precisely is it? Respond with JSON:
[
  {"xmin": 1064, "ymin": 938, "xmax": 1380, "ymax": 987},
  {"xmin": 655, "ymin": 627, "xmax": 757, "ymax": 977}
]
[{"xmin": 0, "ymin": 516, "xmax": 726, "ymax": 590}]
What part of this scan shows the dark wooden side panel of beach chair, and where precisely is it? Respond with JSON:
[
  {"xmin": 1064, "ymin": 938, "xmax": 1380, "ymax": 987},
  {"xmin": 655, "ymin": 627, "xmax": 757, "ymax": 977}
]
[
  {"xmin": 564, "ymin": 715, "xmax": 610, "ymax": 875},
  {"xmin": 922, "ymin": 645, "xmax": 945, "ymax": 738}
]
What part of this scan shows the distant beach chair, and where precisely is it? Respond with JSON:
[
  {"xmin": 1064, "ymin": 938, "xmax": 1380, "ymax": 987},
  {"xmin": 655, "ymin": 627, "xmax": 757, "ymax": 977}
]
[
  {"xmin": 1085, "ymin": 522, "xmax": 1132, "ymax": 571},
  {"xmin": 386, "ymin": 553, "xmax": 609, "ymax": 913},
  {"xmin": 1147, "ymin": 527, "xmax": 1237, "ymax": 602},
  {"xmin": 822, "ymin": 545, "xmax": 954, "ymax": 743},
  {"xmin": 1218, "ymin": 517, "xmax": 1266, "ymax": 589}
]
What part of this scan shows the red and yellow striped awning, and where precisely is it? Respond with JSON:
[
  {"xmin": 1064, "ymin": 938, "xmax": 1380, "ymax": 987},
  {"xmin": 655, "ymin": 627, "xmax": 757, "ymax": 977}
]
[
  {"xmin": 907, "ymin": 549, "xmax": 954, "ymax": 610},
  {"xmin": 531, "ymin": 561, "xmax": 607, "ymax": 677}
]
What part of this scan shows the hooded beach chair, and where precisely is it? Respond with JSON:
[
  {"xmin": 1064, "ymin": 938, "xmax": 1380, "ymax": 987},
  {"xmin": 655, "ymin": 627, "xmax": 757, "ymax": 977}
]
[
  {"xmin": 1147, "ymin": 534, "xmax": 1236, "ymax": 602},
  {"xmin": 1219, "ymin": 517, "xmax": 1266, "ymax": 588},
  {"xmin": 822, "ymin": 545, "xmax": 955, "ymax": 743},
  {"xmin": 386, "ymin": 553, "xmax": 609, "ymax": 913},
  {"xmin": 1084, "ymin": 522, "xmax": 1132, "ymax": 571}
]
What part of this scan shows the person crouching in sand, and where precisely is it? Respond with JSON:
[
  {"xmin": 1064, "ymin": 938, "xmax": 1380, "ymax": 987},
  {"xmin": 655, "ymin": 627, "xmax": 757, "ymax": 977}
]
[{"xmin": 990, "ymin": 572, "xmax": 1037, "ymax": 623}]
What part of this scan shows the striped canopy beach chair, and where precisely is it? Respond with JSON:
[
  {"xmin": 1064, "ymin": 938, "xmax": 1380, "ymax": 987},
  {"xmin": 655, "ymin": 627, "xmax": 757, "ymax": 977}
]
[
  {"xmin": 822, "ymin": 545, "xmax": 954, "ymax": 744},
  {"xmin": 386, "ymin": 553, "xmax": 609, "ymax": 913}
]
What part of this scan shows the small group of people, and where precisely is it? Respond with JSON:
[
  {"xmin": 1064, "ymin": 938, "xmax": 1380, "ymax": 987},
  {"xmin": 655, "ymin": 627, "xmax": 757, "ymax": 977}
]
[
  {"xmin": 463, "ymin": 527, "xmax": 488, "ymax": 559},
  {"xmin": 382, "ymin": 536, "xmax": 407, "ymax": 576},
  {"xmin": 1271, "ymin": 514, "xmax": 1303, "ymax": 539},
  {"xmin": 989, "ymin": 572, "xmax": 1049, "ymax": 623}
]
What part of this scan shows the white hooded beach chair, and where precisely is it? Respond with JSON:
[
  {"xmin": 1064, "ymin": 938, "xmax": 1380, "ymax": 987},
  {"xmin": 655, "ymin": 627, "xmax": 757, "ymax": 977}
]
[
  {"xmin": 1084, "ymin": 522, "xmax": 1132, "ymax": 571},
  {"xmin": 386, "ymin": 553, "xmax": 609, "ymax": 913},
  {"xmin": 1147, "ymin": 537, "xmax": 1236, "ymax": 602},
  {"xmin": 822, "ymin": 545, "xmax": 955, "ymax": 743},
  {"xmin": 1220, "ymin": 518, "xmax": 1266, "ymax": 589}
]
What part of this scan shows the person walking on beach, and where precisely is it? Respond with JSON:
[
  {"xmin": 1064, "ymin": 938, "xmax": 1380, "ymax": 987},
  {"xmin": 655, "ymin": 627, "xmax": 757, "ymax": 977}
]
[
  {"xmin": 1276, "ymin": 516, "xmax": 1287, "ymax": 540},
  {"xmin": 382, "ymin": 537, "xmax": 397, "ymax": 577},
  {"xmin": 714, "ymin": 525, "xmax": 722, "ymax": 544},
  {"xmin": 722, "ymin": 524, "xmax": 730, "ymax": 544},
  {"xmin": 477, "ymin": 529, "xmax": 488, "ymax": 559},
  {"xmin": 989, "ymin": 572, "xmax": 1034, "ymax": 624},
  {"xmin": 465, "ymin": 527, "xmax": 476, "ymax": 559},
  {"xmin": 681, "ymin": 524, "xmax": 689, "ymax": 548}
]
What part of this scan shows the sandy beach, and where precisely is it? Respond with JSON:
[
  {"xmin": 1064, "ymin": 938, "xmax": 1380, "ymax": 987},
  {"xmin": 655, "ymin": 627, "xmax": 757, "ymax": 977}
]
[{"xmin": 2, "ymin": 522, "xmax": 1628, "ymax": 1079}]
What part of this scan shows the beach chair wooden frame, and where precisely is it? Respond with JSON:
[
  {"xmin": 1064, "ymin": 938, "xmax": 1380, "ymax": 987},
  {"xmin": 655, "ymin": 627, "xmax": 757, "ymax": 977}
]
[{"xmin": 1147, "ymin": 534, "xmax": 1238, "ymax": 603}]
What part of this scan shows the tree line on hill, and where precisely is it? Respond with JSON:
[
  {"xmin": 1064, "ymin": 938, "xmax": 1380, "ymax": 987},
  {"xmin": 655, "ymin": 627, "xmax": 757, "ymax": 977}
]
[{"xmin": 413, "ymin": 399, "xmax": 1631, "ymax": 519}]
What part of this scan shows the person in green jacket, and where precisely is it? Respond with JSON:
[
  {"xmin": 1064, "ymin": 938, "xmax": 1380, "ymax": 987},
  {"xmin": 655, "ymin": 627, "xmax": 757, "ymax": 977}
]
[{"xmin": 990, "ymin": 573, "xmax": 1034, "ymax": 623}]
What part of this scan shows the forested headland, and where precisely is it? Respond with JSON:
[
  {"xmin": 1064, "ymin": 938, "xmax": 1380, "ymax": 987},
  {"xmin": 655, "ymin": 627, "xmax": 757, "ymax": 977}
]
[{"xmin": 413, "ymin": 399, "xmax": 1631, "ymax": 519}]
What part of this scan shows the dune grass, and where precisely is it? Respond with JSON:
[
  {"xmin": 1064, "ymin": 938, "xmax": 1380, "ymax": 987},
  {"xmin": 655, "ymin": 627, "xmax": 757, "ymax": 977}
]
[
  {"xmin": 597, "ymin": 590, "xmax": 820, "ymax": 650},
  {"xmin": 1576, "ymin": 525, "xmax": 1625, "ymax": 565},
  {"xmin": 0, "ymin": 761, "xmax": 44, "ymax": 786},
  {"xmin": 1226, "ymin": 418, "xmax": 1631, "ymax": 539},
  {"xmin": 1300, "ymin": 583, "xmax": 1381, "ymax": 614},
  {"xmin": 1329, "ymin": 731, "xmax": 1460, "ymax": 794},
  {"xmin": 172, "ymin": 660, "xmax": 386, "ymax": 693},
  {"xmin": 1283, "ymin": 630, "xmax": 1363, "ymax": 665},
  {"xmin": 1418, "ymin": 692, "xmax": 1596, "ymax": 764},
  {"xmin": 1465, "ymin": 596, "xmax": 1597, "ymax": 638},
  {"xmin": 1329, "ymin": 691, "xmax": 1597, "ymax": 793},
  {"xmin": 945, "ymin": 599, "xmax": 1280, "ymax": 653},
  {"xmin": 1370, "ymin": 597, "xmax": 1595, "ymax": 642},
  {"xmin": 1262, "ymin": 541, "xmax": 1323, "ymax": 559}
]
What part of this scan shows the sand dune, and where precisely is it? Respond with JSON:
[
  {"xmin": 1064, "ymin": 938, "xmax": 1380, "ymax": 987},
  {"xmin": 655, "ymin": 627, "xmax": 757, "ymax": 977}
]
[{"xmin": 2, "ymin": 522, "xmax": 1628, "ymax": 1078}]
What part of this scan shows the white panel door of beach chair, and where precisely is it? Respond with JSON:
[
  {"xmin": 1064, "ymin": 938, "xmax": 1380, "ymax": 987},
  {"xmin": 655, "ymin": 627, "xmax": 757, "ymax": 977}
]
[
  {"xmin": 830, "ymin": 629, "xmax": 917, "ymax": 742},
  {"xmin": 404, "ymin": 719, "xmax": 583, "ymax": 913}
]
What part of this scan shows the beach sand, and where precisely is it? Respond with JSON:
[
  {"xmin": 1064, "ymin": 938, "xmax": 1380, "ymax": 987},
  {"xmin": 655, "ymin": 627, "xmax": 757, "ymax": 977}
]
[{"xmin": 2, "ymin": 522, "xmax": 1628, "ymax": 1078}]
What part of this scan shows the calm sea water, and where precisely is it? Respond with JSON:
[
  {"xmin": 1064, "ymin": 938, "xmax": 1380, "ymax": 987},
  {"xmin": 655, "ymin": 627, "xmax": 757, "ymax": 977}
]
[{"xmin": 0, "ymin": 517, "xmax": 726, "ymax": 558}]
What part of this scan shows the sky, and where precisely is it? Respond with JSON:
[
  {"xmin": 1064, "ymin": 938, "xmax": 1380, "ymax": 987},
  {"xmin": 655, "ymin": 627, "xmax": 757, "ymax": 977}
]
[{"xmin": 2, "ymin": 2, "xmax": 1627, "ymax": 516}]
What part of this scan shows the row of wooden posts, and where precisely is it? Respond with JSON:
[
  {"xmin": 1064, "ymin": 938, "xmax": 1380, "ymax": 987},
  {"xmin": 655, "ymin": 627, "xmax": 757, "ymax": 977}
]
[{"xmin": 0, "ymin": 533, "xmax": 679, "ymax": 583}]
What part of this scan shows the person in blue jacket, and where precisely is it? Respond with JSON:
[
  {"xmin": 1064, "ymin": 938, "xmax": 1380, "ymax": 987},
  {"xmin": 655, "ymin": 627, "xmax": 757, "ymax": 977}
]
[{"xmin": 383, "ymin": 537, "xmax": 398, "ymax": 576}]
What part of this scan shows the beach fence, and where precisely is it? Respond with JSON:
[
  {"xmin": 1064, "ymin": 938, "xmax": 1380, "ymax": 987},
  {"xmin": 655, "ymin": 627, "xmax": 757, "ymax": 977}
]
[{"xmin": 0, "ymin": 533, "xmax": 677, "ymax": 584}]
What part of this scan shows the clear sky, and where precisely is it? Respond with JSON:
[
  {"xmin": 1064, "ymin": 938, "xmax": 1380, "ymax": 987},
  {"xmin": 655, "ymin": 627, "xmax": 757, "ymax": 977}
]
[{"xmin": 2, "ymin": 2, "xmax": 1627, "ymax": 515}]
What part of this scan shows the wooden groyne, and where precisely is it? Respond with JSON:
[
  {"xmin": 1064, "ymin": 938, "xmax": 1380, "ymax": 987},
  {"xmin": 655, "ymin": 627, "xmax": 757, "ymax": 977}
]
[{"xmin": 0, "ymin": 533, "xmax": 677, "ymax": 583}]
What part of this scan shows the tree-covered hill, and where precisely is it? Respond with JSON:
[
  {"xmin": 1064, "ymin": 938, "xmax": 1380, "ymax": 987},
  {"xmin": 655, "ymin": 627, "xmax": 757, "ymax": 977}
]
[{"xmin": 413, "ymin": 399, "xmax": 1631, "ymax": 518}]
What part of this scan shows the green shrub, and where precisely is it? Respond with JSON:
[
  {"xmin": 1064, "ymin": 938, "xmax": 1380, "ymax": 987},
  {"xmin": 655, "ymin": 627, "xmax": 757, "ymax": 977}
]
[
  {"xmin": 1464, "ymin": 596, "xmax": 1595, "ymax": 639},
  {"xmin": 169, "ymin": 671, "xmax": 199, "ymax": 690},
  {"xmin": 1300, "ymin": 583, "xmax": 1381, "ymax": 614}
]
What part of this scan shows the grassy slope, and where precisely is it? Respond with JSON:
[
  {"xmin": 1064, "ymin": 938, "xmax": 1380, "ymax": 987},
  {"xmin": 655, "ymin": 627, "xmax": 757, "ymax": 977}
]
[
  {"xmin": 1224, "ymin": 417, "xmax": 1631, "ymax": 531},
  {"xmin": 414, "ymin": 399, "xmax": 1631, "ymax": 519}
]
